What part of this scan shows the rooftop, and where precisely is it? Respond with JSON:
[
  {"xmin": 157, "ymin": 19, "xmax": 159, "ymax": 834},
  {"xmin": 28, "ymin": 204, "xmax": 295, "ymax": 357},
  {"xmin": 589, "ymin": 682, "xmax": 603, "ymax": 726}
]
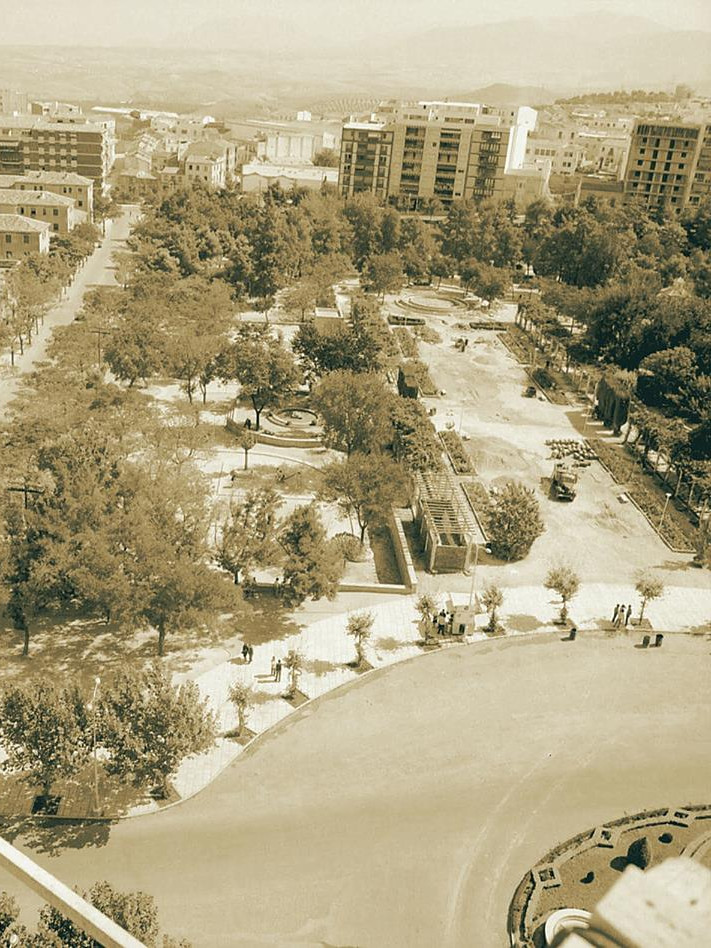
[
  {"xmin": 0, "ymin": 115, "xmax": 109, "ymax": 135},
  {"xmin": 0, "ymin": 188, "xmax": 75, "ymax": 206},
  {"xmin": 16, "ymin": 170, "xmax": 93, "ymax": 185},
  {"xmin": 242, "ymin": 162, "xmax": 338, "ymax": 181},
  {"xmin": 185, "ymin": 141, "xmax": 229, "ymax": 159},
  {"xmin": 0, "ymin": 213, "xmax": 52, "ymax": 232}
]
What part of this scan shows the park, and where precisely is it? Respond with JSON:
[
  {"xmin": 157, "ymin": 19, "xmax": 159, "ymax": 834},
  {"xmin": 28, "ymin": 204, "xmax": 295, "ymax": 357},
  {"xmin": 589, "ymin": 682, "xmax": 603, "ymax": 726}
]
[{"xmin": 1, "ymin": 190, "xmax": 710, "ymax": 945}]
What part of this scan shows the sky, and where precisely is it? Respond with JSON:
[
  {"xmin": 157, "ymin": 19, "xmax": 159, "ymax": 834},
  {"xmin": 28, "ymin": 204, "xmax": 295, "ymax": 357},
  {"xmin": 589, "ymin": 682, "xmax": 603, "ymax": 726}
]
[{"xmin": 0, "ymin": 0, "xmax": 710, "ymax": 47}]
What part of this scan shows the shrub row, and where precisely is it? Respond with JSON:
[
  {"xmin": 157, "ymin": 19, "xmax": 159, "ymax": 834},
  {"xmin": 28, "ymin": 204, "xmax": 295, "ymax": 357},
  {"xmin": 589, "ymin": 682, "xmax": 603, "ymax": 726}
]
[{"xmin": 439, "ymin": 429, "xmax": 474, "ymax": 474}]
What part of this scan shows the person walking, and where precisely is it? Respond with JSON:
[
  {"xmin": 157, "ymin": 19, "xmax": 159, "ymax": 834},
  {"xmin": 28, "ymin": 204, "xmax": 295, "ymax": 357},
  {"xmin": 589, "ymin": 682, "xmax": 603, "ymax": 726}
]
[
  {"xmin": 275, "ymin": 659, "xmax": 282, "ymax": 683},
  {"xmin": 437, "ymin": 610, "xmax": 447, "ymax": 636},
  {"xmin": 615, "ymin": 605, "xmax": 625, "ymax": 629},
  {"xmin": 612, "ymin": 604, "xmax": 620, "ymax": 625},
  {"xmin": 247, "ymin": 644, "xmax": 254, "ymax": 664},
  {"xmin": 625, "ymin": 604, "xmax": 632, "ymax": 627},
  {"xmin": 270, "ymin": 655, "xmax": 276, "ymax": 679},
  {"xmin": 242, "ymin": 643, "xmax": 249, "ymax": 662}
]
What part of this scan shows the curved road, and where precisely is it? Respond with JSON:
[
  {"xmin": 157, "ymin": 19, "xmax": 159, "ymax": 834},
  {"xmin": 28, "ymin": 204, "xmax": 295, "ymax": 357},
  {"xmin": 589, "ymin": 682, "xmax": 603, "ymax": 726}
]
[{"xmin": 3, "ymin": 632, "xmax": 711, "ymax": 946}]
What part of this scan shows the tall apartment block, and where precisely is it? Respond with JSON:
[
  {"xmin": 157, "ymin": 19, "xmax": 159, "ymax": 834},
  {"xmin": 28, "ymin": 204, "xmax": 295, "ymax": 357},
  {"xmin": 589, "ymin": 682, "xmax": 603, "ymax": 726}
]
[
  {"xmin": 338, "ymin": 101, "xmax": 537, "ymax": 210},
  {"xmin": 623, "ymin": 120, "xmax": 711, "ymax": 212},
  {"xmin": 0, "ymin": 116, "xmax": 116, "ymax": 192}
]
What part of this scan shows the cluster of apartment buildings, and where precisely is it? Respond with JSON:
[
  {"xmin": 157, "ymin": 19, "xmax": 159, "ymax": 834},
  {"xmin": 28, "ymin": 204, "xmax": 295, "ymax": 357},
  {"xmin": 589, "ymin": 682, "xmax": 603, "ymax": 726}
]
[
  {"xmin": 338, "ymin": 100, "xmax": 545, "ymax": 211},
  {"xmin": 0, "ymin": 93, "xmax": 109, "ymax": 264},
  {"xmin": 113, "ymin": 108, "xmax": 341, "ymax": 197},
  {"xmin": 335, "ymin": 97, "xmax": 711, "ymax": 216}
]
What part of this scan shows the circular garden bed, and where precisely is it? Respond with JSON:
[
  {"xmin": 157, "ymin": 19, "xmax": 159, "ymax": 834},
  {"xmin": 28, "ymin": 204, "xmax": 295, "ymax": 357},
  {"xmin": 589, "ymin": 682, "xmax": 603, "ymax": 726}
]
[{"xmin": 509, "ymin": 803, "xmax": 711, "ymax": 947}]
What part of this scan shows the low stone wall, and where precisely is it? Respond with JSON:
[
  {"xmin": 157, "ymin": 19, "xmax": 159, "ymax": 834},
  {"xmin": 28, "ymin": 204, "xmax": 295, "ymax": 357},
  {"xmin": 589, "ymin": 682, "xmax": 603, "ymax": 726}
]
[
  {"xmin": 226, "ymin": 418, "xmax": 323, "ymax": 449},
  {"xmin": 389, "ymin": 511, "xmax": 418, "ymax": 592}
]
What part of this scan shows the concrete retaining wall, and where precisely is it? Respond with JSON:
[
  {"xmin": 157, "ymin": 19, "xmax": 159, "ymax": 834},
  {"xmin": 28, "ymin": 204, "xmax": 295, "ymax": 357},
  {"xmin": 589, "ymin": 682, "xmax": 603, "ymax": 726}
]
[{"xmin": 389, "ymin": 511, "xmax": 418, "ymax": 592}]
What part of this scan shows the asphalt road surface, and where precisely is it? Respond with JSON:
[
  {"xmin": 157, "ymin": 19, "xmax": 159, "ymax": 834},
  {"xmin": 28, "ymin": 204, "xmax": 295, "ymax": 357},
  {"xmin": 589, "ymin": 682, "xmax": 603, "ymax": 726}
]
[{"xmin": 3, "ymin": 632, "xmax": 710, "ymax": 946}]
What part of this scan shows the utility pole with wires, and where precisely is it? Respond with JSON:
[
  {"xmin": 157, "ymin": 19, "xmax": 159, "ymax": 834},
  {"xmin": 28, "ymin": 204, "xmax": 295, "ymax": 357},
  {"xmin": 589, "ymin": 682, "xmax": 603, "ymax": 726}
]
[
  {"xmin": 5, "ymin": 482, "xmax": 44, "ymax": 509},
  {"xmin": 88, "ymin": 326, "xmax": 114, "ymax": 366}
]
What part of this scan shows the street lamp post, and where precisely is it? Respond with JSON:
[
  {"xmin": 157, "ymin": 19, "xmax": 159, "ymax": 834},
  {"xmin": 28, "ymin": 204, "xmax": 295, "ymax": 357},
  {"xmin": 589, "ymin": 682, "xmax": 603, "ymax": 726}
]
[
  {"xmin": 658, "ymin": 492, "xmax": 672, "ymax": 531},
  {"xmin": 87, "ymin": 676, "xmax": 101, "ymax": 815}
]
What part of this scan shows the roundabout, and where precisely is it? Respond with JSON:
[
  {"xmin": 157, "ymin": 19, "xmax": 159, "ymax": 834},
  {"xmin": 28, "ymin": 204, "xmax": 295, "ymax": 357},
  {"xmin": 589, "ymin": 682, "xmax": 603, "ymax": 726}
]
[{"xmin": 4, "ymin": 632, "xmax": 710, "ymax": 947}]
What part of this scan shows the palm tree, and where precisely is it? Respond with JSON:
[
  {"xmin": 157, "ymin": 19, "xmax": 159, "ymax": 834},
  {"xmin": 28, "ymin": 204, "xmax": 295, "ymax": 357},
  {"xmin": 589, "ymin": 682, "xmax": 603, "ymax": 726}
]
[
  {"xmin": 347, "ymin": 611, "xmax": 374, "ymax": 667},
  {"xmin": 544, "ymin": 565, "xmax": 580, "ymax": 623},
  {"xmin": 481, "ymin": 584, "xmax": 504, "ymax": 635},
  {"xmin": 283, "ymin": 650, "xmax": 304, "ymax": 698},
  {"xmin": 415, "ymin": 593, "xmax": 438, "ymax": 642},
  {"xmin": 228, "ymin": 682, "xmax": 254, "ymax": 736}
]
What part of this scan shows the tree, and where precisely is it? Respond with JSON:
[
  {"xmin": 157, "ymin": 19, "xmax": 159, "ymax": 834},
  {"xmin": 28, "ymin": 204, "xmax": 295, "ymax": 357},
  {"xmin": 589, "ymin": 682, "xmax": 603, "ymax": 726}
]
[
  {"xmin": 347, "ymin": 611, "xmax": 374, "ymax": 667},
  {"xmin": 279, "ymin": 503, "xmax": 344, "ymax": 605},
  {"xmin": 104, "ymin": 313, "xmax": 162, "ymax": 387},
  {"xmin": 460, "ymin": 260, "xmax": 509, "ymax": 301},
  {"xmin": 313, "ymin": 148, "xmax": 340, "ymax": 167},
  {"xmin": 216, "ymin": 487, "xmax": 282, "ymax": 585},
  {"xmin": 283, "ymin": 649, "xmax": 304, "ymax": 698},
  {"xmin": 228, "ymin": 682, "xmax": 254, "ymax": 736},
  {"xmin": 363, "ymin": 251, "xmax": 404, "ymax": 299},
  {"xmin": 312, "ymin": 370, "xmax": 392, "ymax": 455},
  {"xmin": 481, "ymin": 584, "xmax": 504, "ymax": 634},
  {"xmin": 0, "ymin": 681, "xmax": 89, "ymax": 795},
  {"xmin": 219, "ymin": 328, "xmax": 300, "ymax": 430},
  {"xmin": 236, "ymin": 426, "xmax": 257, "ymax": 470},
  {"xmin": 117, "ymin": 465, "xmax": 239, "ymax": 655},
  {"xmin": 320, "ymin": 453, "xmax": 411, "ymax": 542},
  {"xmin": 635, "ymin": 571, "xmax": 665, "ymax": 622},
  {"xmin": 544, "ymin": 565, "xmax": 580, "ymax": 623},
  {"xmin": 487, "ymin": 482, "xmax": 544, "ymax": 561},
  {"xmin": 38, "ymin": 880, "xmax": 189, "ymax": 947},
  {"xmin": 100, "ymin": 663, "xmax": 216, "ymax": 796},
  {"xmin": 0, "ymin": 892, "xmax": 18, "ymax": 936}
]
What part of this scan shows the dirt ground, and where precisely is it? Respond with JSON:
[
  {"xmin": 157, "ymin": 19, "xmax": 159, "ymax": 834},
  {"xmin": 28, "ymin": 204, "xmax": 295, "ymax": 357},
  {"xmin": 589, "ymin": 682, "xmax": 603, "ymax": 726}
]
[{"xmin": 400, "ymin": 298, "xmax": 705, "ymax": 591}]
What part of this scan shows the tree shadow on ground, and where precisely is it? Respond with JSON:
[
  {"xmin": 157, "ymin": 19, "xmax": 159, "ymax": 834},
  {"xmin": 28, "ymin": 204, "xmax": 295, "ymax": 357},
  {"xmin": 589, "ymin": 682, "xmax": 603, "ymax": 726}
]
[
  {"xmin": 656, "ymin": 559, "xmax": 696, "ymax": 572},
  {"xmin": 504, "ymin": 613, "xmax": 541, "ymax": 633},
  {"xmin": 0, "ymin": 815, "xmax": 112, "ymax": 857},
  {"xmin": 302, "ymin": 658, "xmax": 339, "ymax": 676},
  {"xmin": 376, "ymin": 636, "xmax": 409, "ymax": 652}
]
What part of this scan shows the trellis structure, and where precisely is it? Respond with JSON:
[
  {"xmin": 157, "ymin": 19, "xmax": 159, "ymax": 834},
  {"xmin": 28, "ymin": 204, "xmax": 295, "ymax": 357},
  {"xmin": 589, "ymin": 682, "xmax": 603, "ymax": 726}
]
[{"xmin": 414, "ymin": 469, "xmax": 484, "ymax": 573}]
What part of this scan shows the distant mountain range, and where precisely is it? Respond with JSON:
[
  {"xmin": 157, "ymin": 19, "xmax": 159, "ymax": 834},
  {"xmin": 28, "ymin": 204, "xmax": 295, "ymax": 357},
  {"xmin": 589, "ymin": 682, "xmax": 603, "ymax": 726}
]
[
  {"xmin": 0, "ymin": 14, "xmax": 708, "ymax": 115},
  {"xmin": 168, "ymin": 12, "xmax": 711, "ymax": 90}
]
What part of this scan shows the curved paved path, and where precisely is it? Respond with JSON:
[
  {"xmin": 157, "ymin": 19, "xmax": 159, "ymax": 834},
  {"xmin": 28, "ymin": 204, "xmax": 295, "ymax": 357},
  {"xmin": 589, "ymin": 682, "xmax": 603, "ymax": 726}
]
[{"xmin": 3, "ymin": 632, "xmax": 710, "ymax": 947}]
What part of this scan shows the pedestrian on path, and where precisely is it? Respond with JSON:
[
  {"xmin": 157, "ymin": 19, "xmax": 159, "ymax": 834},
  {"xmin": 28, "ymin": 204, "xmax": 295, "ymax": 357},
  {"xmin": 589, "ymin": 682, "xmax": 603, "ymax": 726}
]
[
  {"xmin": 270, "ymin": 655, "xmax": 276, "ymax": 678},
  {"xmin": 248, "ymin": 645, "xmax": 254, "ymax": 663},
  {"xmin": 437, "ymin": 611, "xmax": 447, "ymax": 635},
  {"xmin": 275, "ymin": 659, "xmax": 282, "ymax": 682},
  {"xmin": 615, "ymin": 605, "xmax": 625, "ymax": 629},
  {"xmin": 625, "ymin": 604, "xmax": 632, "ymax": 627},
  {"xmin": 612, "ymin": 604, "xmax": 620, "ymax": 624},
  {"xmin": 242, "ymin": 643, "xmax": 249, "ymax": 662}
]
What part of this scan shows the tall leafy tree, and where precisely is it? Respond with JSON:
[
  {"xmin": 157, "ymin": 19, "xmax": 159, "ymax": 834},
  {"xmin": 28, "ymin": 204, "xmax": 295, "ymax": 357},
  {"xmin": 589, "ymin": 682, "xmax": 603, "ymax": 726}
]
[
  {"xmin": 320, "ymin": 453, "xmax": 411, "ymax": 542},
  {"xmin": 312, "ymin": 370, "xmax": 392, "ymax": 455},
  {"xmin": 100, "ymin": 663, "xmax": 216, "ymax": 796},
  {"xmin": 218, "ymin": 327, "xmax": 300, "ymax": 430},
  {"xmin": 216, "ymin": 487, "xmax": 283, "ymax": 585}
]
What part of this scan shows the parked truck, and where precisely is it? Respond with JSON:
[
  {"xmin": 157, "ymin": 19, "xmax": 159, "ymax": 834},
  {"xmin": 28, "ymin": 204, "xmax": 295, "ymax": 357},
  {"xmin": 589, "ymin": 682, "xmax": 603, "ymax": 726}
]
[{"xmin": 552, "ymin": 462, "xmax": 578, "ymax": 501}]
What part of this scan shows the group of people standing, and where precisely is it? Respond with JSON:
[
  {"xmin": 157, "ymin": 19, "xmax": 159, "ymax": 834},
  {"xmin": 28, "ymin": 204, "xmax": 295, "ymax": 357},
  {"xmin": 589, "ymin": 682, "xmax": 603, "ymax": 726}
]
[
  {"xmin": 612, "ymin": 603, "xmax": 633, "ymax": 629},
  {"xmin": 434, "ymin": 610, "xmax": 453, "ymax": 636},
  {"xmin": 241, "ymin": 643, "xmax": 283, "ymax": 681}
]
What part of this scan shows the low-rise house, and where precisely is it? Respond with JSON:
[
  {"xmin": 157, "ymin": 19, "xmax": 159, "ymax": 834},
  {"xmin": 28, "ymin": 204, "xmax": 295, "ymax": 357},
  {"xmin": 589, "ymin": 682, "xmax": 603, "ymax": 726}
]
[
  {"xmin": 0, "ymin": 214, "xmax": 51, "ymax": 262},
  {"xmin": 0, "ymin": 188, "xmax": 77, "ymax": 234}
]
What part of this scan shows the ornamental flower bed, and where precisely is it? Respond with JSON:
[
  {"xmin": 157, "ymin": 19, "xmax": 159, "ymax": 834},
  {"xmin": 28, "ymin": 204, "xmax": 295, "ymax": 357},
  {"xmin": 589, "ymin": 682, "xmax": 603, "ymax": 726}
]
[
  {"xmin": 439, "ymin": 429, "xmax": 474, "ymax": 474},
  {"xmin": 590, "ymin": 439, "xmax": 697, "ymax": 552}
]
